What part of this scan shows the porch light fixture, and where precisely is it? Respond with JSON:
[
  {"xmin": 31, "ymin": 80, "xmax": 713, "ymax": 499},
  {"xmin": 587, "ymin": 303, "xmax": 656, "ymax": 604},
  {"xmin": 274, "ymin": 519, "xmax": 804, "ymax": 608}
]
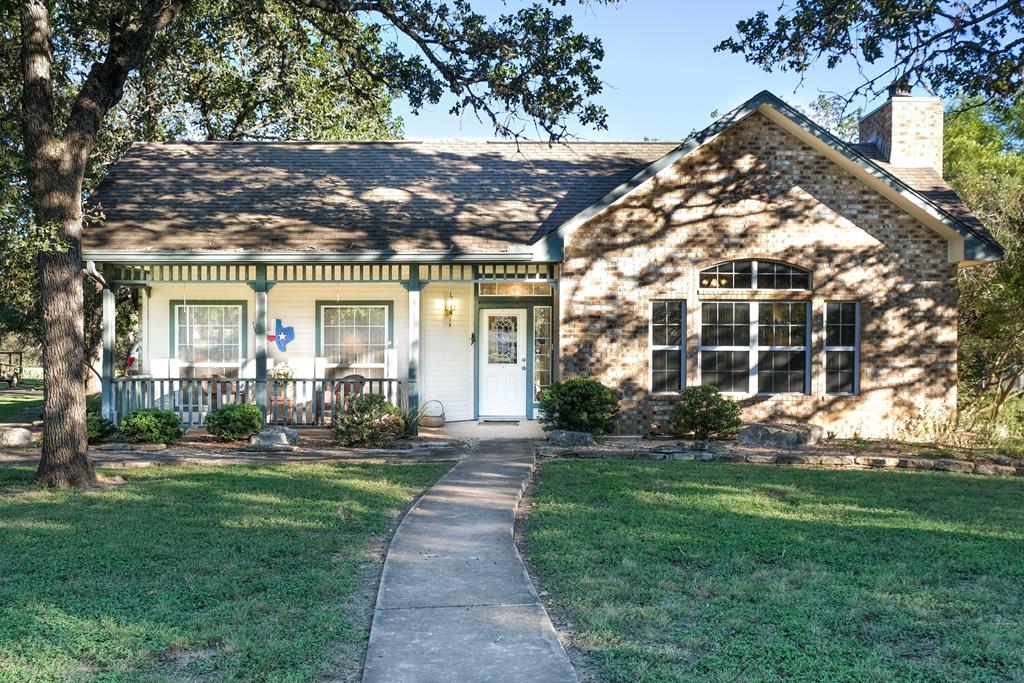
[{"xmin": 443, "ymin": 292, "xmax": 456, "ymax": 326}]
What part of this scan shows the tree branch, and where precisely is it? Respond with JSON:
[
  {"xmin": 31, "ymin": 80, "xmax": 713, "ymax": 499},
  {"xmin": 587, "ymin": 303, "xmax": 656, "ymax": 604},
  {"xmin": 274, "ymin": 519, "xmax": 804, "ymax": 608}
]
[{"xmin": 63, "ymin": 0, "xmax": 191, "ymax": 158}]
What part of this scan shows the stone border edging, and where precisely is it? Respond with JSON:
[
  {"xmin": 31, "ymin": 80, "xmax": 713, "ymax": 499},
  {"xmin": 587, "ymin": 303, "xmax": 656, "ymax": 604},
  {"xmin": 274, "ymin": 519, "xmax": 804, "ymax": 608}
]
[{"xmin": 536, "ymin": 444, "xmax": 1024, "ymax": 477}]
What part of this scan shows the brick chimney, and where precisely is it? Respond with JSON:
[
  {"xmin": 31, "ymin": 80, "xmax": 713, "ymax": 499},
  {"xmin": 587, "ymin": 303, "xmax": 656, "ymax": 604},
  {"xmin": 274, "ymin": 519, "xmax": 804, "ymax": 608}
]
[{"xmin": 858, "ymin": 83, "xmax": 944, "ymax": 175}]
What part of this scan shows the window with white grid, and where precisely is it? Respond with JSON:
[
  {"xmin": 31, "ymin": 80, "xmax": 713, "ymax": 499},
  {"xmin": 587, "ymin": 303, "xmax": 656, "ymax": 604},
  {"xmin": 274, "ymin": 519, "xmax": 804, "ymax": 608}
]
[{"xmin": 174, "ymin": 304, "xmax": 243, "ymax": 378}]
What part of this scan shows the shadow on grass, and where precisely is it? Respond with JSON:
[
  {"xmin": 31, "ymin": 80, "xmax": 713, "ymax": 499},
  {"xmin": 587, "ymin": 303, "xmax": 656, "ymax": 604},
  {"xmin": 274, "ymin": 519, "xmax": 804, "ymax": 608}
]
[
  {"xmin": 0, "ymin": 462, "xmax": 448, "ymax": 682},
  {"xmin": 523, "ymin": 461, "xmax": 1024, "ymax": 683}
]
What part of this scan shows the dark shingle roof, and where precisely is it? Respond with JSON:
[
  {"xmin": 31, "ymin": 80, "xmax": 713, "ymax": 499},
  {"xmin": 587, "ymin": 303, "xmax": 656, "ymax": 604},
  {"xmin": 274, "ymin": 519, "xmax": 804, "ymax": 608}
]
[
  {"xmin": 848, "ymin": 142, "xmax": 1000, "ymax": 250},
  {"xmin": 83, "ymin": 140, "xmax": 679, "ymax": 254}
]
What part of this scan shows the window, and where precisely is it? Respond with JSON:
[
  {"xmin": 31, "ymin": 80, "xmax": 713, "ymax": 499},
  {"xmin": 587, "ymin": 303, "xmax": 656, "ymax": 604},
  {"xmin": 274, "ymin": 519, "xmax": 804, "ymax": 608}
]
[
  {"xmin": 699, "ymin": 301, "xmax": 809, "ymax": 394},
  {"xmin": 699, "ymin": 302, "xmax": 750, "ymax": 392},
  {"xmin": 174, "ymin": 303, "xmax": 244, "ymax": 378},
  {"xmin": 699, "ymin": 260, "xmax": 810, "ymax": 290},
  {"xmin": 650, "ymin": 300, "xmax": 685, "ymax": 393},
  {"xmin": 534, "ymin": 306, "xmax": 552, "ymax": 400},
  {"xmin": 825, "ymin": 302, "xmax": 860, "ymax": 394},
  {"xmin": 757, "ymin": 303, "xmax": 808, "ymax": 393},
  {"xmin": 478, "ymin": 282, "xmax": 552, "ymax": 297},
  {"xmin": 319, "ymin": 304, "xmax": 391, "ymax": 378}
]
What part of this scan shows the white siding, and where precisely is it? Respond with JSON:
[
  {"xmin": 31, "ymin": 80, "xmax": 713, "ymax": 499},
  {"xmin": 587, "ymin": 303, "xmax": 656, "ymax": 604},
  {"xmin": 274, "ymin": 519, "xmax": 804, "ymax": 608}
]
[
  {"xmin": 144, "ymin": 283, "xmax": 257, "ymax": 377},
  {"xmin": 141, "ymin": 280, "xmax": 477, "ymax": 419},
  {"xmin": 266, "ymin": 283, "xmax": 409, "ymax": 378},
  {"xmin": 420, "ymin": 283, "xmax": 475, "ymax": 421}
]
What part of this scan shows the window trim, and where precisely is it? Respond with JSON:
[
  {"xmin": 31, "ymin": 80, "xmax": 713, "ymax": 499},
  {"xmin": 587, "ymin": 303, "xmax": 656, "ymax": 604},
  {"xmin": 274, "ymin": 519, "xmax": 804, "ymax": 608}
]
[
  {"xmin": 699, "ymin": 259, "xmax": 812, "ymax": 291},
  {"xmin": 169, "ymin": 300, "xmax": 248, "ymax": 376},
  {"xmin": 533, "ymin": 305, "xmax": 553, "ymax": 400},
  {"xmin": 698, "ymin": 300, "xmax": 810, "ymax": 395},
  {"xmin": 649, "ymin": 299, "xmax": 686, "ymax": 395},
  {"xmin": 315, "ymin": 300, "xmax": 395, "ymax": 375},
  {"xmin": 824, "ymin": 301, "xmax": 861, "ymax": 395}
]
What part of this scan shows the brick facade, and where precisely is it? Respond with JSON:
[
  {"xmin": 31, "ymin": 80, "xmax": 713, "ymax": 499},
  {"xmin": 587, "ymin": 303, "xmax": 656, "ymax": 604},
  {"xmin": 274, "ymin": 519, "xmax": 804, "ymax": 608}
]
[{"xmin": 559, "ymin": 111, "xmax": 958, "ymax": 438}]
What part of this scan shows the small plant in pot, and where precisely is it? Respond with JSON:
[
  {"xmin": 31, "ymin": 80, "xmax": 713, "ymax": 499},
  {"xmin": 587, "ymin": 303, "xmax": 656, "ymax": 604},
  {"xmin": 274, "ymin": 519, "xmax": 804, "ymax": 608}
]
[
  {"xmin": 267, "ymin": 363, "xmax": 295, "ymax": 380},
  {"xmin": 670, "ymin": 385, "xmax": 743, "ymax": 440}
]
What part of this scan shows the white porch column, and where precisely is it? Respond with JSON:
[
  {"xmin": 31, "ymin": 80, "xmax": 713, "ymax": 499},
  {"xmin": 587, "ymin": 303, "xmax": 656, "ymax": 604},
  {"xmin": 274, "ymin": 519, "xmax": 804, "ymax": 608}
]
[
  {"xmin": 100, "ymin": 266, "xmax": 116, "ymax": 421},
  {"xmin": 404, "ymin": 269, "xmax": 422, "ymax": 431},
  {"xmin": 252, "ymin": 265, "xmax": 269, "ymax": 422}
]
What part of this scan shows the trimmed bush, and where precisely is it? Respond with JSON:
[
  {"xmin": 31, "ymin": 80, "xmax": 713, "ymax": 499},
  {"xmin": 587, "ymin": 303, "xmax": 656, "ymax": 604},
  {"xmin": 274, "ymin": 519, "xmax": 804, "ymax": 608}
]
[
  {"xmin": 333, "ymin": 394, "xmax": 406, "ymax": 447},
  {"xmin": 86, "ymin": 412, "xmax": 117, "ymax": 444},
  {"xmin": 538, "ymin": 376, "xmax": 620, "ymax": 435},
  {"xmin": 206, "ymin": 403, "xmax": 263, "ymax": 441},
  {"xmin": 119, "ymin": 408, "xmax": 183, "ymax": 444},
  {"xmin": 670, "ymin": 385, "xmax": 743, "ymax": 440}
]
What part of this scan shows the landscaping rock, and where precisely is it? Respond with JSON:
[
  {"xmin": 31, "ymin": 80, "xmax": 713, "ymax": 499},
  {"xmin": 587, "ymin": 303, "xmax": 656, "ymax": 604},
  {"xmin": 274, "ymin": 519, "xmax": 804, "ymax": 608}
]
[
  {"xmin": 0, "ymin": 427, "xmax": 33, "ymax": 447},
  {"xmin": 714, "ymin": 452, "xmax": 745, "ymax": 462},
  {"xmin": 855, "ymin": 456, "xmax": 899, "ymax": 468},
  {"xmin": 651, "ymin": 443, "xmax": 684, "ymax": 454},
  {"xmin": 819, "ymin": 455, "xmax": 857, "ymax": 467},
  {"xmin": 547, "ymin": 430, "xmax": 595, "ymax": 447},
  {"xmin": 668, "ymin": 452, "xmax": 694, "ymax": 461},
  {"xmin": 993, "ymin": 455, "xmax": 1020, "ymax": 467},
  {"xmin": 696, "ymin": 451, "xmax": 716, "ymax": 462},
  {"xmin": 745, "ymin": 454, "xmax": 777, "ymax": 464},
  {"xmin": 932, "ymin": 459, "xmax": 974, "ymax": 473},
  {"xmin": 776, "ymin": 454, "xmax": 821, "ymax": 466},
  {"xmin": 738, "ymin": 423, "xmax": 824, "ymax": 448},
  {"xmin": 973, "ymin": 463, "xmax": 1017, "ymax": 477},
  {"xmin": 250, "ymin": 426, "xmax": 298, "ymax": 447},
  {"xmin": 897, "ymin": 457, "xmax": 935, "ymax": 470}
]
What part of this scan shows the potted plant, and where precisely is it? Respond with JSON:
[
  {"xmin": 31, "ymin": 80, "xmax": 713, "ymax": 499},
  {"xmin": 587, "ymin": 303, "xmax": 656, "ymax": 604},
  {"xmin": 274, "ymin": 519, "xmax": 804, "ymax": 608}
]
[{"xmin": 267, "ymin": 363, "xmax": 296, "ymax": 422}]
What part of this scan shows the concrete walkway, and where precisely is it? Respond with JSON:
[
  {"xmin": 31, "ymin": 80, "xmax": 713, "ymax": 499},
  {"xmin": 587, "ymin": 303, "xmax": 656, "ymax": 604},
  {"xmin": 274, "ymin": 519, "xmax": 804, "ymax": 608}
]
[{"xmin": 362, "ymin": 441, "xmax": 576, "ymax": 683}]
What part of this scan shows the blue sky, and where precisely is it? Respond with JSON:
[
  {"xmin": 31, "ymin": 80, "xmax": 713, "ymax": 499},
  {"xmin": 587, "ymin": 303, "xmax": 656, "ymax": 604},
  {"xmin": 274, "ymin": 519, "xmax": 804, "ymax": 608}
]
[{"xmin": 392, "ymin": 0, "xmax": 888, "ymax": 140}]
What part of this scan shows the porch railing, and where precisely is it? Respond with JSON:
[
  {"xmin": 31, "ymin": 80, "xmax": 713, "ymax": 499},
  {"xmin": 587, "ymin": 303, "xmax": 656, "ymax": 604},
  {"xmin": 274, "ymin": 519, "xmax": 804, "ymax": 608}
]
[{"xmin": 110, "ymin": 377, "xmax": 407, "ymax": 429}]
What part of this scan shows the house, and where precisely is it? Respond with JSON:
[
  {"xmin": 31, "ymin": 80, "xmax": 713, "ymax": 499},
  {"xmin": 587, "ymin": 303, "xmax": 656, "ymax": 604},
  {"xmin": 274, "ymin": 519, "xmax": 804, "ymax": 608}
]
[{"xmin": 83, "ymin": 90, "xmax": 1002, "ymax": 437}]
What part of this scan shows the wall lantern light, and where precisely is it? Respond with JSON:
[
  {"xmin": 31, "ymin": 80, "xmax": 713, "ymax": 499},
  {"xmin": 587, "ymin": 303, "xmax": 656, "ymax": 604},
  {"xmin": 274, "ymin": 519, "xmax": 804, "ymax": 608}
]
[{"xmin": 443, "ymin": 292, "xmax": 456, "ymax": 326}]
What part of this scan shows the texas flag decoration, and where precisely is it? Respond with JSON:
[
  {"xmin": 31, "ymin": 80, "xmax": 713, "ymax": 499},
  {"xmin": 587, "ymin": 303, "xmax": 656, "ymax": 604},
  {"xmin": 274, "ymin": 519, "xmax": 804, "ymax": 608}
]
[{"xmin": 273, "ymin": 319, "xmax": 295, "ymax": 352}]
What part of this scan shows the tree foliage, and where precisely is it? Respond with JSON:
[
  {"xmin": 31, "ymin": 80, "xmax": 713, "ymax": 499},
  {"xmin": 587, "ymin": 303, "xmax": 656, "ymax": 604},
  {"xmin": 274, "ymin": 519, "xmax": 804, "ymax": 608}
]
[
  {"xmin": 718, "ymin": 1, "xmax": 1024, "ymax": 110},
  {"xmin": 8, "ymin": 0, "xmax": 617, "ymax": 486},
  {"xmin": 945, "ymin": 97, "xmax": 1024, "ymax": 421}
]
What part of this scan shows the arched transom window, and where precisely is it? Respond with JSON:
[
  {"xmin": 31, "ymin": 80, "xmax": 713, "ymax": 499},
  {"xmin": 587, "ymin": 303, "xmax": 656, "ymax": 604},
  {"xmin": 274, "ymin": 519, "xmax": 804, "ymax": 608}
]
[{"xmin": 699, "ymin": 260, "xmax": 811, "ymax": 290}]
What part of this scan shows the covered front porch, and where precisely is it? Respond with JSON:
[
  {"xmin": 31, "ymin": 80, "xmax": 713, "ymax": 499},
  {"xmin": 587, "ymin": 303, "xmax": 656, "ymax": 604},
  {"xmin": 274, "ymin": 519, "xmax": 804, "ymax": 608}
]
[{"xmin": 91, "ymin": 256, "xmax": 559, "ymax": 430}]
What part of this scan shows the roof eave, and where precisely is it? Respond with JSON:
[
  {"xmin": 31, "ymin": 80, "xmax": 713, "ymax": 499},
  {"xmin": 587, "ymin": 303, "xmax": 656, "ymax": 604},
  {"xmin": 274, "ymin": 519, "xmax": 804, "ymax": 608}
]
[{"xmin": 81, "ymin": 249, "xmax": 553, "ymax": 264}]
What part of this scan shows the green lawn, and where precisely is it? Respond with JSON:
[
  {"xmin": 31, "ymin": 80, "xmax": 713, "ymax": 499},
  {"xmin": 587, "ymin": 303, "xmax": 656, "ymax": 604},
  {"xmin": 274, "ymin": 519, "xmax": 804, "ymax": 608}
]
[
  {"xmin": 523, "ymin": 460, "xmax": 1024, "ymax": 683},
  {"xmin": 0, "ymin": 389, "xmax": 43, "ymax": 423},
  {"xmin": 0, "ymin": 462, "xmax": 448, "ymax": 682}
]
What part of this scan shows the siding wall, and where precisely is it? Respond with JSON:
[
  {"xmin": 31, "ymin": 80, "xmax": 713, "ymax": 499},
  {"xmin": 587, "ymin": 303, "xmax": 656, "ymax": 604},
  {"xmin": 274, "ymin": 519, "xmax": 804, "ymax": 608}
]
[
  {"xmin": 141, "ymin": 281, "xmax": 474, "ymax": 418},
  {"xmin": 143, "ymin": 282, "xmax": 410, "ymax": 377},
  {"xmin": 420, "ymin": 283, "xmax": 475, "ymax": 421}
]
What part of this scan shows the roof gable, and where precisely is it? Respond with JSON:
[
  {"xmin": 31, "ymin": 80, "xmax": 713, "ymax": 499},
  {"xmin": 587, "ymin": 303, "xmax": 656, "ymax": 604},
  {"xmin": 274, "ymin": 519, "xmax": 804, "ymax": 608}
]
[{"xmin": 532, "ymin": 91, "xmax": 1003, "ymax": 265}]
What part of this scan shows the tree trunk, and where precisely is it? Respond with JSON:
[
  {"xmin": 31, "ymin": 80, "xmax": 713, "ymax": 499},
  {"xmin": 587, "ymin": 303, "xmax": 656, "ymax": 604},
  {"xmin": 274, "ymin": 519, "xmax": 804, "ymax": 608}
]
[{"xmin": 33, "ymin": 230, "xmax": 96, "ymax": 489}]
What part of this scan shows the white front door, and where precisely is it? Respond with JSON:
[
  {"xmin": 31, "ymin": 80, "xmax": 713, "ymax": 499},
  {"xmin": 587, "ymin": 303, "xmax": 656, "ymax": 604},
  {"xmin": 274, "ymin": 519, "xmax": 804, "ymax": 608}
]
[{"xmin": 479, "ymin": 309, "xmax": 527, "ymax": 417}]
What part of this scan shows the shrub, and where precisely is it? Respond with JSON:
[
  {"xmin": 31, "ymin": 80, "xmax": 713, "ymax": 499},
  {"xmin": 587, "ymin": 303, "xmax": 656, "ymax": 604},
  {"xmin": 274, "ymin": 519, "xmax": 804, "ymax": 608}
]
[
  {"xmin": 670, "ymin": 385, "xmax": 743, "ymax": 440},
  {"xmin": 119, "ymin": 408, "xmax": 183, "ymax": 444},
  {"xmin": 86, "ymin": 412, "xmax": 117, "ymax": 444},
  {"xmin": 206, "ymin": 403, "xmax": 263, "ymax": 441},
  {"xmin": 538, "ymin": 376, "xmax": 620, "ymax": 435},
  {"xmin": 333, "ymin": 394, "xmax": 406, "ymax": 447}
]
